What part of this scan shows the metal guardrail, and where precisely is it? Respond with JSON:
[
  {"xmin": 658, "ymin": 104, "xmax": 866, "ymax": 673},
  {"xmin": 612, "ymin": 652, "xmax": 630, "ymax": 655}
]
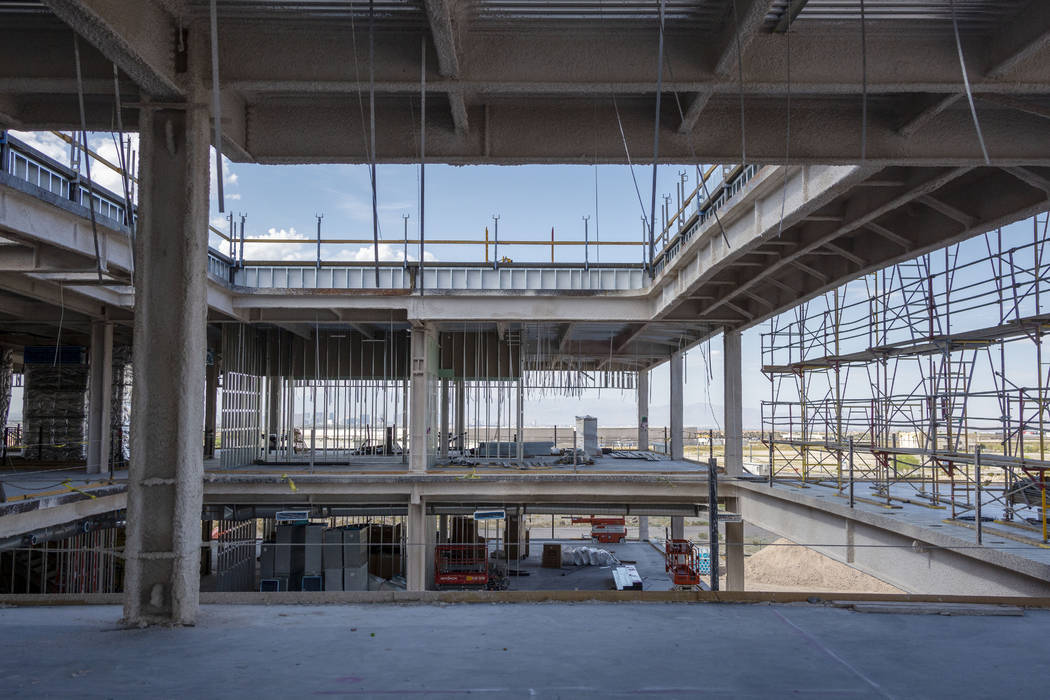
[
  {"xmin": 3, "ymin": 134, "xmax": 129, "ymax": 227},
  {"xmin": 651, "ymin": 163, "xmax": 760, "ymax": 276}
]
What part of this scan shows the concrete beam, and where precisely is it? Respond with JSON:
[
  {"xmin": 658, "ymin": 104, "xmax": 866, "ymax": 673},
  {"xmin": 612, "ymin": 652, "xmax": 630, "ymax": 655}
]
[
  {"xmin": 238, "ymin": 94, "xmax": 1050, "ymax": 165},
  {"xmin": 735, "ymin": 481, "xmax": 1050, "ymax": 596},
  {"xmin": 42, "ymin": 0, "xmax": 183, "ymax": 100},
  {"xmin": 986, "ymin": 0, "xmax": 1050, "ymax": 78},
  {"xmin": 423, "ymin": 0, "xmax": 463, "ymax": 77}
]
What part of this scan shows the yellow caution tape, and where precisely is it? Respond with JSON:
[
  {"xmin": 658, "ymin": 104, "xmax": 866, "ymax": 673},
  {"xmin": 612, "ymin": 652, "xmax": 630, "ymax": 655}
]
[{"xmin": 62, "ymin": 480, "xmax": 97, "ymax": 500}]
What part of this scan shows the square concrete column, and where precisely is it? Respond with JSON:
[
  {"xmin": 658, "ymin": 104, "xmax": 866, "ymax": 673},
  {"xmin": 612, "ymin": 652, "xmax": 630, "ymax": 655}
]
[
  {"xmin": 637, "ymin": 367, "xmax": 649, "ymax": 451},
  {"xmin": 516, "ymin": 377, "xmax": 524, "ymax": 461},
  {"xmin": 123, "ymin": 91, "xmax": 210, "ymax": 625},
  {"xmin": 724, "ymin": 330, "xmax": 744, "ymax": 476},
  {"xmin": 724, "ymin": 498, "xmax": 744, "ymax": 591},
  {"xmin": 203, "ymin": 360, "xmax": 218, "ymax": 459},
  {"xmin": 637, "ymin": 516, "xmax": 649, "ymax": 541},
  {"xmin": 409, "ymin": 326, "xmax": 437, "ymax": 472},
  {"xmin": 670, "ymin": 351, "xmax": 684, "ymax": 460},
  {"xmin": 86, "ymin": 320, "xmax": 113, "ymax": 475},
  {"xmin": 454, "ymin": 379, "xmax": 465, "ymax": 451},
  {"xmin": 439, "ymin": 377, "xmax": 449, "ymax": 458},
  {"xmin": 266, "ymin": 375, "xmax": 281, "ymax": 447},
  {"xmin": 406, "ymin": 499, "xmax": 432, "ymax": 591},
  {"xmin": 670, "ymin": 516, "xmax": 685, "ymax": 540}
]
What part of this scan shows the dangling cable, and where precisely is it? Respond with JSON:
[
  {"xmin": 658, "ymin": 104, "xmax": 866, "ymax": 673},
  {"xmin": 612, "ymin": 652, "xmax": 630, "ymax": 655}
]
[
  {"xmin": 664, "ymin": 56, "xmax": 731, "ymax": 248},
  {"xmin": 419, "ymin": 34, "xmax": 426, "ymax": 296},
  {"xmin": 731, "ymin": 0, "xmax": 747, "ymax": 167},
  {"xmin": 612, "ymin": 94, "xmax": 649, "ymax": 233},
  {"xmin": 647, "ymin": 0, "xmax": 667, "ymax": 278},
  {"xmin": 368, "ymin": 0, "xmax": 380, "ymax": 286},
  {"xmin": 111, "ymin": 64, "xmax": 135, "ymax": 278},
  {"xmin": 950, "ymin": 0, "xmax": 990, "ymax": 164},
  {"xmin": 860, "ymin": 0, "xmax": 867, "ymax": 163},
  {"xmin": 777, "ymin": 13, "xmax": 792, "ymax": 238},
  {"xmin": 210, "ymin": 0, "xmax": 225, "ymax": 212},
  {"xmin": 73, "ymin": 35, "xmax": 104, "ymax": 283}
]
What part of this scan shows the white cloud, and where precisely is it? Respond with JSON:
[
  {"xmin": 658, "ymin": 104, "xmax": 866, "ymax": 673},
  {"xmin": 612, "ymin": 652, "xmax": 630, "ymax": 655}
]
[{"xmin": 327, "ymin": 243, "xmax": 435, "ymax": 263}]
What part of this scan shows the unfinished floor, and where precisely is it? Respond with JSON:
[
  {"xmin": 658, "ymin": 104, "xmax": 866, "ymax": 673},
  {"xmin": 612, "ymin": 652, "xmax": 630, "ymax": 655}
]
[{"xmin": 1, "ymin": 603, "xmax": 1044, "ymax": 698}]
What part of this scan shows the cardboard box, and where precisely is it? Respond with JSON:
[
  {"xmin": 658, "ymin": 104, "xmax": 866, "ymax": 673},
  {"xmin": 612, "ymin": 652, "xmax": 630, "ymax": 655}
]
[
  {"xmin": 542, "ymin": 543, "xmax": 562, "ymax": 569},
  {"xmin": 368, "ymin": 551, "xmax": 404, "ymax": 579}
]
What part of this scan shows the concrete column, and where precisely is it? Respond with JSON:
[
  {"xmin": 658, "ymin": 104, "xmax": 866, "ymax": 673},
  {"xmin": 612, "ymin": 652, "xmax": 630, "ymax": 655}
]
[
  {"xmin": 123, "ymin": 86, "xmax": 210, "ymax": 625},
  {"xmin": 203, "ymin": 359, "xmax": 218, "ymax": 459},
  {"xmin": 669, "ymin": 351, "xmax": 684, "ymax": 461},
  {"xmin": 406, "ymin": 499, "xmax": 428, "ymax": 591},
  {"xmin": 401, "ymin": 378, "xmax": 409, "ymax": 464},
  {"xmin": 725, "ymin": 522, "xmax": 745, "ymax": 591},
  {"xmin": 266, "ymin": 375, "xmax": 281, "ymax": 447},
  {"xmin": 724, "ymin": 330, "xmax": 744, "ymax": 476},
  {"xmin": 409, "ymin": 327, "xmax": 436, "ymax": 472},
  {"xmin": 723, "ymin": 497, "xmax": 744, "ymax": 590},
  {"xmin": 86, "ymin": 321, "xmax": 113, "ymax": 475},
  {"xmin": 454, "ymin": 379, "xmax": 465, "ymax": 451},
  {"xmin": 285, "ymin": 377, "xmax": 295, "ymax": 459},
  {"xmin": 516, "ymin": 376, "xmax": 524, "ymax": 461},
  {"xmin": 0, "ymin": 348, "xmax": 11, "ymax": 429},
  {"xmin": 637, "ymin": 367, "xmax": 649, "ymax": 451},
  {"xmin": 670, "ymin": 516, "xmax": 685, "ymax": 540},
  {"xmin": 637, "ymin": 515, "xmax": 650, "ymax": 541},
  {"xmin": 439, "ymin": 377, "xmax": 449, "ymax": 458}
]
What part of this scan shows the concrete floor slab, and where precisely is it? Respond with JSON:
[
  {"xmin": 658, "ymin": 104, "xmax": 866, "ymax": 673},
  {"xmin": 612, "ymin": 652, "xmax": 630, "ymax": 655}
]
[{"xmin": 0, "ymin": 603, "xmax": 1045, "ymax": 698}]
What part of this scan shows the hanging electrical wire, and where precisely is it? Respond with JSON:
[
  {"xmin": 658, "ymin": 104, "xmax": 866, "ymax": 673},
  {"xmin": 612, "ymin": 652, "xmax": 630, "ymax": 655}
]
[
  {"xmin": 647, "ymin": 0, "xmax": 667, "ymax": 278},
  {"xmin": 949, "ymin": 0, "xmax": 990, "ymax": 164},
  {"xmin": 110, "ymin": 63, "xmax": 136, "ymax": 277},
  {"xmin": 72, "ymin": 35, "xmax": 104, "ymax": 283},
  {"xmin": 368, "ymin": 0, "xmax": 380, "ymax": 286},
  {"xmin": 419, "ymin": 35, "xmax": 426, "ymax": 295}
]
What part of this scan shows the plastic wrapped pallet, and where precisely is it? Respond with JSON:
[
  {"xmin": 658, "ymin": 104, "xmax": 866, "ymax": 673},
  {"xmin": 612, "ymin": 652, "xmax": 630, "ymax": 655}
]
[
  {"xmin": 22, "ymin": 359, "xmax": 88, "ymax": 462},
  {"xmin": 563, "ymin": 546, "xmax": 618, "ymax": 567}
]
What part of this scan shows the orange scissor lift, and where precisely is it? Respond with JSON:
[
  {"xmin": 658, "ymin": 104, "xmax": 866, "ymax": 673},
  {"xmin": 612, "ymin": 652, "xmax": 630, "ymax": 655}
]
[
  {"xmin": 571, "ymin": 516, "xmax": 627, "ymax": 543},
  {"xmin": 664, "ymin": 538, "xmax": 702, "ymax": 589}
]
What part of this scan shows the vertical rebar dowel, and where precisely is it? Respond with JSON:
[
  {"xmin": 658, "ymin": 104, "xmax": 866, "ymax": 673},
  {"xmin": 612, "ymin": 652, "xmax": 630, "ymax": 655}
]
[
  {"xmin": 849, "ymin": 436, "xmax": 855, "ymax": 508},
  {"xmin": 403, "ymin": 214, "xmax": 409, "ymax": 269},
  {"xmin": 583, "ymin": 216, "xmax": 589, "ymax": 271},
  {"xmin": 975, "ymin": 444, "xmax": 982, "ymax": 545},
  {"xmin": 239, "ymin": 214, "xmax": 246, "ymax": 268},
  {"xmin": 492, "ymin": 215, "xmax": 500, "ymax": 270},
  {"xmin": 315, "ymin": 214, "xmax": 322, "ymax": 270},
  {"xmin": 708, "ymin": 456, "xmax": 719, "ymax": 591}
]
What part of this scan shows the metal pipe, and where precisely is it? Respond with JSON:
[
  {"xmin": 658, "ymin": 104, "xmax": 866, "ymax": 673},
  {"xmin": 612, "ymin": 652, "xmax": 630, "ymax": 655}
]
[
  {"xmin": 583, "ymin": 216, "xmax": 590, "ymax": 271},
  {"xmin": 849, "ymin": 436, "xmax": 855, "ymax": 508},
  {"xmin": 315, "ymin": 214, "xmax": 323, "ymax": 270},
  {"xmin": 646, "ymin": 0, "xmax": 666, "ymax": 278},
  {"xmin": 975, "ymin": 444, "xmax": 982, "ymax": 544},
  {"xmin": 708, "ymin": 456, "xmax": 719, "ymax": 591}
]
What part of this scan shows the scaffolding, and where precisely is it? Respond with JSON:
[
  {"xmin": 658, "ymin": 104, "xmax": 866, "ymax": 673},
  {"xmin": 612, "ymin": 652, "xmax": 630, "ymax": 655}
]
[{"xmin": 762, "ymin": 214, "xmax": 1050, "ymax": 540}]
